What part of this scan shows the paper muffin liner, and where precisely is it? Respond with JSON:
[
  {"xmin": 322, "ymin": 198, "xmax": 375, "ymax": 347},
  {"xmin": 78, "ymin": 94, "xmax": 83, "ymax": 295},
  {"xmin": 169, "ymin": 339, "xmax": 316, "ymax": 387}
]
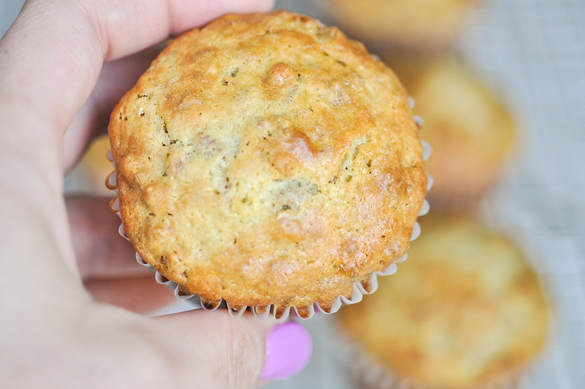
[
  {"xmin": 105, "ymin": 123, "xmax": 431, "ymax": 320},
  {"xmin": 333, "ymin": 323, "xmax": 523, "ymax": 389}
]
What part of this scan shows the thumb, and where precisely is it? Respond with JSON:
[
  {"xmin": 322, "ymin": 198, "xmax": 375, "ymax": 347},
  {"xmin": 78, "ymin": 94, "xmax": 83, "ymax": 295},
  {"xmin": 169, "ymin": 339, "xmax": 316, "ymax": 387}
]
[{"xmin": 153, "ymin": 311, "xmax": 312, "ymax": 387}]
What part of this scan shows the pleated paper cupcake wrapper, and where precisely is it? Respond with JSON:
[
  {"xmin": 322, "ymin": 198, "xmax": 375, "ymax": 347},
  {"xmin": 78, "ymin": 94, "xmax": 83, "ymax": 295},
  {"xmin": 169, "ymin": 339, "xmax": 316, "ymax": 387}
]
[
  {"xmin": 105, "ymin": 135, "xmax": 431, "ymax": 321},
  {"xmin": 333, "ymin": 325, "xmax": 522, "ymax": 389}
]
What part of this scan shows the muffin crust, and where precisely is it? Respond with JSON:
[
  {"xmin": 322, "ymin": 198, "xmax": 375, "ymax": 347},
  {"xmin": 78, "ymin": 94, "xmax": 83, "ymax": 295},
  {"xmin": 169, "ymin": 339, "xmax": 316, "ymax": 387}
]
[
  {"xmin": 109, "ymin": 11, "xmax": 426, "ymax": 313},
  {"xmin": 338, "ymin": 216, "xmax": 551, "ymax": 387},
  {"xmin": 325, "ymin": 0, "xmax": 477, "ymax": 51},
  {"xmin": 390, "ymin": 56, "xmax": 516, "ymax": 208}
]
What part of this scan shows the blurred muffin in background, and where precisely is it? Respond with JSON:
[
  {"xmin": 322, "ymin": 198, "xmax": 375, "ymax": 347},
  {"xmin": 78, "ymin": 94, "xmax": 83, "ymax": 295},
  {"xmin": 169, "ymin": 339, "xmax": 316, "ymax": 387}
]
[
  {"xmin": 338, "ymin": 215, "xmax": 551, "ymax": 389},
  {"xmin": 322, "ymin": 0, "xmax": 477, "ymax": 52},
  {"xmin": 66, "ymin": 135, "xmax": 112, "ymax": 196},
  {"xmin": 390, "ymin": 56, "xmax": 516, "ymax": 209}
]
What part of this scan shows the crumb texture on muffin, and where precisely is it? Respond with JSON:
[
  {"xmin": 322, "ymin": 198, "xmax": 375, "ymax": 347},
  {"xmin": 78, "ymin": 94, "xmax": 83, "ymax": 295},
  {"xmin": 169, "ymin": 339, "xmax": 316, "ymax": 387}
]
[
  {"xmin": 109, "ymin": 11, "xmax": 426, "ymax": 311},
  {"xmin": 338, "ymin": 216, "xmax": 550, "ymax": 388}
]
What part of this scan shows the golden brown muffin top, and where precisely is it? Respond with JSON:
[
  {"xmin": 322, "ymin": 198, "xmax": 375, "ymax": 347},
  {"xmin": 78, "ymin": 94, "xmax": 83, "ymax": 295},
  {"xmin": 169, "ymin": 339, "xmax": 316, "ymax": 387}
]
[
  {"xmin": 338, "ymin": 216, "xmax": 551, "ymax": 388},
  {"xmin": 391, "ymin": 56, "xmax": 516, "ymax": 203},
  {"xmin": 108, "ymin": 11, "xmax": 426, "ymax": 315},
  {"xmin": 325, "ymin": 0, "xmax": 476, "ymax": 50}
]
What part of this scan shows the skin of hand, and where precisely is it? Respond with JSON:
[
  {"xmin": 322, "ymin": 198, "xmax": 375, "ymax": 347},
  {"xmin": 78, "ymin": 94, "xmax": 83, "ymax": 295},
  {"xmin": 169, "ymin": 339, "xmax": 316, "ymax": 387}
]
[{"xmin": 0, "ymin": 1, "xmax": 312, "ymax": 388}]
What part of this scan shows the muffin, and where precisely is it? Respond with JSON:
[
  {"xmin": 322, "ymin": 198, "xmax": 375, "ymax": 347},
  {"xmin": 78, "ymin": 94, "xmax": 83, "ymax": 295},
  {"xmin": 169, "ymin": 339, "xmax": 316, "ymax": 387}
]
[
  {"xmin": 322, "ymin": 0, "xmax": 477, "ymax": 52},
  {"xmin": 390, "ymin": 56, "xmax": 516, "ymax": 208},
  {"xmin": 108, "ymin": 11, "xmax": 427, "ymax": 317},
  {"xmin": 338, "ymin": 215, "xmax": 551, "ymax": 388}
]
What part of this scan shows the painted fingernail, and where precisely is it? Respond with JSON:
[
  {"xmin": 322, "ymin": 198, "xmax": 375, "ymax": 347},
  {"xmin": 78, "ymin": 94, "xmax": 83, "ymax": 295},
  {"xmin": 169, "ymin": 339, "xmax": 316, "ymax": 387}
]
[{"xmin": 260, "ymin": 322, "xmax": 312, "ymax": 381}]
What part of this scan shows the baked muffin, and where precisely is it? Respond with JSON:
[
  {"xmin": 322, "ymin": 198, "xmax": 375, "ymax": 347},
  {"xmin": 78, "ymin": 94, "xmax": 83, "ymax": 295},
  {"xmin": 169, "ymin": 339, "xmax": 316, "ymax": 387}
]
[
  {"xmin": 108, "ymin": 11, "xmax": 427, "ymax": 316},
  {"xmin": 338, "ymin": 215, "xmax": 551, "ymax": 388},
  {"xmin": 322, "ymin": 0, "xmax": 477, "ymax": 52},
  {"xmin": 390, "ymin": 56, "xmax": 516, "ymax": 208}
]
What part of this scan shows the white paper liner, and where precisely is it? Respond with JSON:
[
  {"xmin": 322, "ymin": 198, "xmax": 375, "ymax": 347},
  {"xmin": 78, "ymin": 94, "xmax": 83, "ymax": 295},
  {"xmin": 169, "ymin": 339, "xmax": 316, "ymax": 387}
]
[
  {"xmin": 333, "ymin": 323, "xmax": 522, "ymax": 389},
  {"xmin": 105, "ymin": 127, "xmax": 431, "ymax": 321}
]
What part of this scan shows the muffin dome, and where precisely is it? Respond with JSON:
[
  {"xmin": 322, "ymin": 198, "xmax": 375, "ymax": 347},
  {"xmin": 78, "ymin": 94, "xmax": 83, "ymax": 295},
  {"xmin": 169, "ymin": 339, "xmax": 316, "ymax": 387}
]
[
  {"xmin": 109, "ymin": 11, "xmax": 427, "ymax": 315},
  {"xmin": 338, "ymin": 215, "xmax": 551, "ymax": 388},
  {"xmin": 390, "ymin": 56, "xmax": 516, "ymax": 207},
  {"xmin": 324, "ymin": 0, "xmax": 477, "ymax": 51}
]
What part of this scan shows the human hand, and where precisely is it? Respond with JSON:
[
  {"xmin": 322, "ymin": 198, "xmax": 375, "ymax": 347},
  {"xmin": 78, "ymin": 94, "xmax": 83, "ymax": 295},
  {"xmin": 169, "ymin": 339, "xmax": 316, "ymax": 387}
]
[{"xmin": 0, "ymin": 1, "xmax": 311, "ymax": 387}]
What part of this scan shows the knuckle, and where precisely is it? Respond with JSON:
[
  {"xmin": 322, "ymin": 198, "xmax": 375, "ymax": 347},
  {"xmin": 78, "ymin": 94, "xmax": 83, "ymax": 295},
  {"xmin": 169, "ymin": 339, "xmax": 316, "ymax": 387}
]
[{"xmin": 221, "ymin": 319, "xmax": 265, "ymax": 388}]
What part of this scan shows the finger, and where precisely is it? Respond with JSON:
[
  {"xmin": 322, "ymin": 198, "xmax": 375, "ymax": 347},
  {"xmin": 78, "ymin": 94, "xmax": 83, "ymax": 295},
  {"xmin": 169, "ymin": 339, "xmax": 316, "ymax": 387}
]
[
  {"xmin": 0, "ymin": 0, "xmax": 275, "ymax": 138},
  {"xmin": 66, "ymin": 195, "xmax": 149, "ymax": 280},
  {"xmin": 64, "ymin": 46, "xmax": 161, "ymax": 170},
  {"xmin": 85, "ymin": 277, "xmax": 175, "ymax": 314},
  {"xmin": 151, "ymin": 311, "xmax": 312, "ymax": 387}
]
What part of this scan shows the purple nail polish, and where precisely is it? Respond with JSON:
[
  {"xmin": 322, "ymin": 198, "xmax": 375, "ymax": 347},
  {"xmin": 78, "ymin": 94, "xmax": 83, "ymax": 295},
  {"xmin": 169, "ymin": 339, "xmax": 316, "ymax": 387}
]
[{"xmin": 260, "ymin": 322, "xmax": 312, "ymax": 381}]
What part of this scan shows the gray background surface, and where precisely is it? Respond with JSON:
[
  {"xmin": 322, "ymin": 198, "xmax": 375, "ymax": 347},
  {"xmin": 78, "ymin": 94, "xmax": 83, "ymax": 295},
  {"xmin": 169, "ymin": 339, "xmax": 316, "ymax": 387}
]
[{"xmin": 2, "ymin": 1, "xmax": 584, "ymax": 388}]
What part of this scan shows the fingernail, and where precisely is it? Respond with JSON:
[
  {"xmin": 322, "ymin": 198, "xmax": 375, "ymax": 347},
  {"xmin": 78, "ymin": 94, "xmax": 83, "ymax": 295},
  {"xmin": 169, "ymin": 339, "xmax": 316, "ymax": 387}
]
[{"xmin": 260, "ymin": 322, "xmax": 312, "ymax": 381}]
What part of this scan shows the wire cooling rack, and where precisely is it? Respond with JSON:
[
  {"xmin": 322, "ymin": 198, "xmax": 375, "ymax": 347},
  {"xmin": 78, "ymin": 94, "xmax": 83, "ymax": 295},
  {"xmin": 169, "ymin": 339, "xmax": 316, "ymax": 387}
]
[{"xmin": 267, "ymin": 0, "xmax": 585, "ymax": 388}]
